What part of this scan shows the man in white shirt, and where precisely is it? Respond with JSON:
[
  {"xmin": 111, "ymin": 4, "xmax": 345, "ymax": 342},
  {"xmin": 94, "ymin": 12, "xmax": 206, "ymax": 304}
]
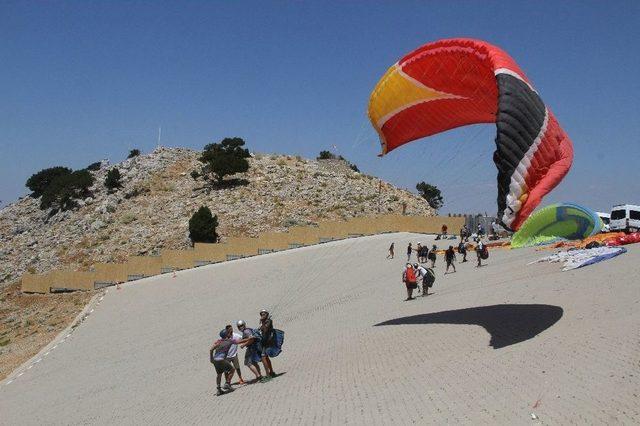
[{"xmin": 225, "ymin": 325, "xmax": 246, "ymax": 385}]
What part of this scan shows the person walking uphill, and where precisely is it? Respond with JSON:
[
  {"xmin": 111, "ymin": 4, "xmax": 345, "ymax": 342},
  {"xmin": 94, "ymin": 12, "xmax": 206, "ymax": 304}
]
[
  {"xmin": 407, "ymin": 243, "xmax": 413, "ymax": 262},
  {"xmin": 402, "ymin": 263, "xmax": 418, "ymax": 301},
  {"xmin": 387, "ymin": 242, "xmax": 394, "ymax": 259}
]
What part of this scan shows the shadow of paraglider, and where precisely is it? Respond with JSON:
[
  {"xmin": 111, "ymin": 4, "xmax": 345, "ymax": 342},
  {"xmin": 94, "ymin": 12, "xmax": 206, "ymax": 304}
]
[{"xmin": 374, "ymin": 304, "xmax": 563, "ymax": 349}]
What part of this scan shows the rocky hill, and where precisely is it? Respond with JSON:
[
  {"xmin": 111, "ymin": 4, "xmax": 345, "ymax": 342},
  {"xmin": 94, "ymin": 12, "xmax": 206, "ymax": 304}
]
[{"xmin": 0, "ymin": 147, "xmax": 435, "ymax": 286}]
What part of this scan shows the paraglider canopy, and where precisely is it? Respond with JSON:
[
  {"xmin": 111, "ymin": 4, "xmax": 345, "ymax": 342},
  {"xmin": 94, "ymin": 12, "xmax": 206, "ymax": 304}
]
[
  {"xmin": 368, "ymin": 38, "xmax": 573, "ymax": 231},
  {"xmin": 511, "ymin": 203, "xmax": 602, "ymax": 248}
]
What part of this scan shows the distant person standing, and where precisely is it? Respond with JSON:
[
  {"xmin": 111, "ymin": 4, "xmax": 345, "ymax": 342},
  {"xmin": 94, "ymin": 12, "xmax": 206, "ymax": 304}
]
[
  {"xmin": 407, "ymin": 243, "xmax": 413, "ymax": 262},
  {"xmin": 458, "ymin": 241, "xmax": 468, "ymax": 262},
  {"xmin": 476, "ymin": 240, "xmax": 485, "ymax": 267},
  {"xmin": 445, "ymin": 245, "xmax": 457, "ymax": 273},
  {"xmin": 419, "ymin": 244, "xmax": 429, "ymax": 263},
  {"xmin": 441, "ymin": 224, "xmax": 448, "ymax": 238},
  {"xmin": 477, "ymin": 223, "xmax": 484, "ymax": 237},
  {"xmin": 428, "ymin": 245, "xmax": 437, "ymax": 268},
  {"xmin": 402, "ymin": 263, "xmax": 418, "ymax": 300},
  {"xmin": 460, "ymin": 225, "xmax": 469, "ymax": 242},
  {"xmin": 387, "ymin": 242, "xmax": 395, "ymax": 259}
]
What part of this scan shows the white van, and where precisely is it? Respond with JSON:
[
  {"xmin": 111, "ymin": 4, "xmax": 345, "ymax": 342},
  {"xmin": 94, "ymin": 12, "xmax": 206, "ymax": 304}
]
[
  {"xmin": 609, "ymin": 204, "xmax": 640, "ymax": 233},
  {"xmin": 596, "ymin": 212, "xmax": 610, "ymax": 232}
]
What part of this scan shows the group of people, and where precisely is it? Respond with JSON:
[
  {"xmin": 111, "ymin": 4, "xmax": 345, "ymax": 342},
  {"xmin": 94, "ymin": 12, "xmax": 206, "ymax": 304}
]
[
  {"xmin": 210, "ymin": 309, "xmax": 282, "ymax": 396},
  {"xmin": 401, "ymin": 262, "xmax": 436, "ymax": 300},
  {"xmin": 398, "ymin": 229, "xmax": 490, "ymax": 301}
]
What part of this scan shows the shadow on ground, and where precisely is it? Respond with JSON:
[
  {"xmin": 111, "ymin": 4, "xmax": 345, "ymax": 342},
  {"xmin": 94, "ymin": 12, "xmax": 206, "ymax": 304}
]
[{"xmin": 374, "ymin": 304, "xmax": 563, "ymax": 349}]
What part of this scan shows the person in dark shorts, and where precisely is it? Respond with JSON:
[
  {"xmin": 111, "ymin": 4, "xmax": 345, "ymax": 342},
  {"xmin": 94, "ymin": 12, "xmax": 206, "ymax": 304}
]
[
  {"xmin": 387, "ymin": 242, "xmax": 394, "ymax": 259},
  {"xmin": 402, "ymin": 263, "xmax": 418, "ymax": 300},
  {"xmin": 445, "ymin": 245, "xmax": 457, "ymax": 273},
  {"xmin": 407, "ymin": 243, "xmax": 413, "ymax": 262},
  {"xmin": 210, "ymin": 327, "xmax": 241, "ymax": 395}
]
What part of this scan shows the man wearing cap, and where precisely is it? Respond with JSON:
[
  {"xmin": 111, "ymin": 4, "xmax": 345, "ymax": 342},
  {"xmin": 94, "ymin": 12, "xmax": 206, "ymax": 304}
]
[{"xmin": 210, "ymin": 326, "xmax": 242, "ymax": 395}]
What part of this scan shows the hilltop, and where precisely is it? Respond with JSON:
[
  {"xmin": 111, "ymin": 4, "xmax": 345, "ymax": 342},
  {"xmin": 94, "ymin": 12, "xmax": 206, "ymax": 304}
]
[{"xmin": 0, "ymin": 147, "xmax": 434, "ymax": 286}]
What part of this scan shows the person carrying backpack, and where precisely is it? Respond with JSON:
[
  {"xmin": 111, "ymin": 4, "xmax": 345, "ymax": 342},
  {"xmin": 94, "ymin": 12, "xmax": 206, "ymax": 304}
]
[
  {"xmin": 402, "ymin": 263, "xmax": 418, "ymax": 300},
  {"xmin": 236, "ymin": 320, "xmax": 263, "ymax": 382},
  {"xmin": 414, "ymin": 263, "xmax": 435, "ymax": 296}
]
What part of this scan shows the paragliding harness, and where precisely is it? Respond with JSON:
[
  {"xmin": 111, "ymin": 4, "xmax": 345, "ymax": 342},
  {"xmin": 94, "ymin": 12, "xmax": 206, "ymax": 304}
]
[
  {"xmin": 480, "ymin": 245, "xmax": 489, "ymax": 260},
  {"xmin": 423, "ymin": 267, "xmax": 435, "ymax": 288},
  {"xmin": 257, "ymin": 320, "xmax": 285, "ymax": 358},
  {"xmin": 427, "ymin": 251, "xmax": 436, "ymax": 262}
]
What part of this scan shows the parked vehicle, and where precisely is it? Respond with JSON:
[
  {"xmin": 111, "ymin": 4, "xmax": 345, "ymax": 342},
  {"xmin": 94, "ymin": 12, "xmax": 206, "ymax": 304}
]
[
  {"xmin": 596, "ymin": 212, "xmax": 610, "ymax": 232},
  {"xmin": 609, "ymin": 204, "xmax": 640, "ymax": 233}
]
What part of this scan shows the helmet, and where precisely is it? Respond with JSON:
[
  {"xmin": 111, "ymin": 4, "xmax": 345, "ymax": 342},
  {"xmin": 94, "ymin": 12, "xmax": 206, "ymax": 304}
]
[
  {"xmin": 219, "ymin": 329, "xmax": 227, "ymax": 338},
  {"xmin": 259, "ymin": 309, "xmax": 269, "ymax": 316},
  {"xmin": 413, "ymin": 263, "xmax": 419, "ymax": 268},
  {"xmin": 236, "ymin": 320, "xmax": 246, "ymax": 328}
]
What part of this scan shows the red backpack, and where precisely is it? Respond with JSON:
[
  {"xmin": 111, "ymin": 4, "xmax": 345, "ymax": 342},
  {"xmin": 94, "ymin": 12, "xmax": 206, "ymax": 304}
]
[{"xmin": 405, "ymin": 267, "xmax": 416, "ymax": 283}]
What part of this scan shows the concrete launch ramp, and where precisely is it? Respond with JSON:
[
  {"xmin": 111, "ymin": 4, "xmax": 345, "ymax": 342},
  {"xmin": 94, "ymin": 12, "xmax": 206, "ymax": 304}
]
[{"xmin": 1, "ymin": 233, "xmax": 639, "ymax": 424}]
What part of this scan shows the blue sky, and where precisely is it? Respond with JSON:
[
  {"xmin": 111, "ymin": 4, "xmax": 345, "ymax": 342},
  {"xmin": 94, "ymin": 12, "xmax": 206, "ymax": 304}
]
[{"xmin": 1, "ymin": 1, "xmax": 639, "ymax": 214}]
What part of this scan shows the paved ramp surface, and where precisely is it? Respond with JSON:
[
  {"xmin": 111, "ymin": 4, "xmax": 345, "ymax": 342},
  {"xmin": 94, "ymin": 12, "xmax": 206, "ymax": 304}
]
[{"xmin": 2, "ymin": 233, "xmax": 639, "ymax": 424}]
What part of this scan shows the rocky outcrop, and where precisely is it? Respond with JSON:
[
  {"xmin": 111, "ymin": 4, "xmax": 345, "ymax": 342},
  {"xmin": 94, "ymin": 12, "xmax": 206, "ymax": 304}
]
[{"xmin": 0, "ymin": 147, "xmax": 435, "ymax": 285}]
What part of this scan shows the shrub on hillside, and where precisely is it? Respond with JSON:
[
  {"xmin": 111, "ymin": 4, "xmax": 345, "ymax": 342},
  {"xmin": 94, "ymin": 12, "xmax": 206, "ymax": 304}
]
[
  {"xmin": 317, "ymin": 150, "xmax": 336, "ymax": 160},
  {"xmin": 86, "ymin": 162, "xmax": 102, "ymax": 171},
  {"xmin": 128, "ymin": 149, "xmax": 141, "ymax": 159},
  {"xmin": 105, "ymin": 168, "xmax": 122, "ymax": 191},
  {"xmin": 40, "ymin": 170, "xmax": 94, "ymax": 211},
  {"xmin": 189, "ymin": 206, "xmax": 219, "ymax": 244},
  {"xmin": 26, "ymin": 167, "xmax": 72, "ymax": 197},
  {"xmin": 198, "ymin": 137, "xmax": 250, "ymax": 185}
]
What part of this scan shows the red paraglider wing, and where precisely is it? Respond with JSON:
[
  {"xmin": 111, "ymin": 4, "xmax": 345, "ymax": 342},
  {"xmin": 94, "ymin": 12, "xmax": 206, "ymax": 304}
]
[{"xmin": 367, "ymin": 38, "xmax": 573, "ymax": 230}]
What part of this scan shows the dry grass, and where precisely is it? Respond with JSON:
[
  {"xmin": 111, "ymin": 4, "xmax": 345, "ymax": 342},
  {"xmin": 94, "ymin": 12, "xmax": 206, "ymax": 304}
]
[{"xmin": 0, "ymin": 282, "xmax": 94, "ymax": 380}]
